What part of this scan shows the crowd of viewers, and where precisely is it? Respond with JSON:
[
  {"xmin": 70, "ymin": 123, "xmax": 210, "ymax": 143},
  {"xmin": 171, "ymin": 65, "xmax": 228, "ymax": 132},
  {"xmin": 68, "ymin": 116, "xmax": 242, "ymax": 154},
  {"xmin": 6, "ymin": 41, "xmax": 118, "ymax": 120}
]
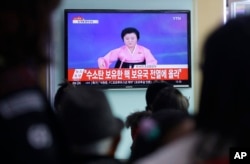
[
  {"xmin": 1, "ymin": 0, "xmax": 250, "ymax": 163},
  {"xmin": 124, "ymin": 81, "xmax": 192, "ymax": 162}
]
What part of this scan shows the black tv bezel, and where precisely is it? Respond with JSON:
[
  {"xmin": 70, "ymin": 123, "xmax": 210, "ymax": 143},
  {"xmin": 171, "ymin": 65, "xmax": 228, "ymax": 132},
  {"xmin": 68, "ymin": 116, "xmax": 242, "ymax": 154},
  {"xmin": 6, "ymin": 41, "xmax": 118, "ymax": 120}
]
[{"xmin": 64, "ymin": 9, "xmax": 192, "ymax": 89}]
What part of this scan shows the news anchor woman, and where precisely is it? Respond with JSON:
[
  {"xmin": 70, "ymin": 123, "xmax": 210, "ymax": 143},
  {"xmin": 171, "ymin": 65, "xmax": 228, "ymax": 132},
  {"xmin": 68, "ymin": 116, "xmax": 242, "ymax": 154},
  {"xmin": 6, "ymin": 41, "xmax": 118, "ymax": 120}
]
[{"xmin": 98, "ymin": 27, "xmax": 157, "ymax": 68}]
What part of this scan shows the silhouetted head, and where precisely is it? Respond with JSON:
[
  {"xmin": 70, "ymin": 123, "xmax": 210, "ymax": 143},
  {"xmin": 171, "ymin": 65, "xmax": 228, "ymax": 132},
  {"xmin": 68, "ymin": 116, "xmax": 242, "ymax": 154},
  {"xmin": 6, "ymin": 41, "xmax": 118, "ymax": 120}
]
[
  {"xmin": 125, "ymin": 110, "xmax": 152, "ymax": 141},
  {"xmin": 54, "ymin": 81, "xmax": 74, "ymax": 112},
  {"xmin": 151, "ymin": 87, "xmax": 189, "ymax": 113},
  {"xmin": 58, "ymin": 86, "xmax": 124, "ymax": 147},
  {"xmin": 145, "ymin": 81, "xmax": 173, "ymax": 111},
  {"xmin": 197, "ymin": 15, "xmax": 250, "ymax": 145}
]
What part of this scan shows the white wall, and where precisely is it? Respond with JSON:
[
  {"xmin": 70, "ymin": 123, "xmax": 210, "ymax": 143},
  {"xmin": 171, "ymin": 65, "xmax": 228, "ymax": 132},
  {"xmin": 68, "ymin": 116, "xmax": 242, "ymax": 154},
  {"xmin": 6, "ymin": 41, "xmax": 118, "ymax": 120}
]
[{"xmin": 50, "ymin": 0, "xmax": 194, "ymax": 159}]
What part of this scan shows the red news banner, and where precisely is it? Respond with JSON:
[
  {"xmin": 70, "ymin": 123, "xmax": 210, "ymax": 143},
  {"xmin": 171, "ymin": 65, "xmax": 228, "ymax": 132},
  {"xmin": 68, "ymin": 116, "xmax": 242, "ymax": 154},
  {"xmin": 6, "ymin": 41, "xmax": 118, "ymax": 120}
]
[{"xmin": 68, "ymin": 67, "xmax": 188, "ymax": 81}]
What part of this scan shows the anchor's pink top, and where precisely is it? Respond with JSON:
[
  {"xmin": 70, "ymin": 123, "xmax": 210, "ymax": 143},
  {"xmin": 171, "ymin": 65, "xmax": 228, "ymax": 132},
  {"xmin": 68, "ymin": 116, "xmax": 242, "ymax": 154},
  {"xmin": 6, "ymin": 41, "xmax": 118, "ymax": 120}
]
[{"xmin": 98, "ymin": 45, "xmax": 157, "ymax": 68}]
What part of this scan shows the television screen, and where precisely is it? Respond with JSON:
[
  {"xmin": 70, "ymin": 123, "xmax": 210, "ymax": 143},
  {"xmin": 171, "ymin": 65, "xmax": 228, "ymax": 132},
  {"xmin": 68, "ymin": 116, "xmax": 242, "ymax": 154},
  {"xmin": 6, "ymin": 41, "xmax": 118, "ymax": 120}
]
[{"xmin": 64, "ymin": 9, "xmax": 192, "ymax": 89}]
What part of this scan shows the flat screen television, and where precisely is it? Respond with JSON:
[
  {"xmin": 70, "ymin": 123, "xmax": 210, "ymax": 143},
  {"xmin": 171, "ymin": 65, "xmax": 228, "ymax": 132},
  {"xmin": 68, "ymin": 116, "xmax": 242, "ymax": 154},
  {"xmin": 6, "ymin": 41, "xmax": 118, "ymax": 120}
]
[{"xmin": 64, "ymin": 9, "xmax": 192, "ymax": 89}]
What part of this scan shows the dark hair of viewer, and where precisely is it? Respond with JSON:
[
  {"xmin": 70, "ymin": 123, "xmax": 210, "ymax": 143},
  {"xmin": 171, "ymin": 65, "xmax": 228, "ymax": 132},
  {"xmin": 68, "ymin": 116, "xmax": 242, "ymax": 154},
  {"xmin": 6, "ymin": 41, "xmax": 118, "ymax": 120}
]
[
  {"xmin": 54, "ymin": 81, "xmax": 74, "ymax": 112},
  {"xmin": 145, "ymin": 81, "xmax": 173, "ymax": 111},
  {"xmin": 151, "ymin": 87, "xmax": 189, "ymax": 113},
  {"xmin": 125, "ymin": 110, "xmax": 152, "ymax": 141}
]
